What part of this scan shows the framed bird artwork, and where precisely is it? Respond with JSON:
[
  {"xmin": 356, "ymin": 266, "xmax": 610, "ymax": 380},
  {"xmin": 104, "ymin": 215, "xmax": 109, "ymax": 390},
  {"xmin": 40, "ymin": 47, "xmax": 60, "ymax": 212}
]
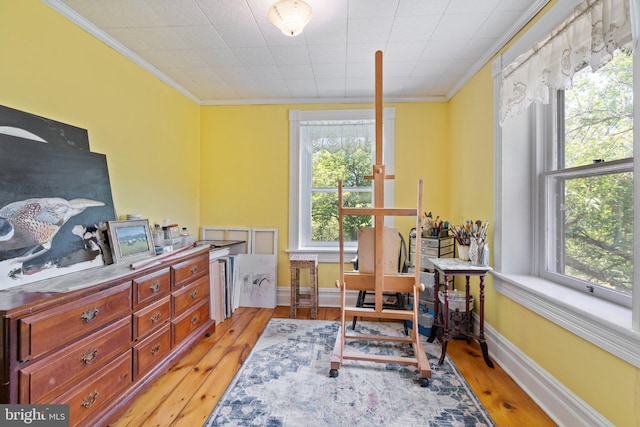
[{"xmin": 0, "ymin": 106, "xmax": 117, "ymax": 289}]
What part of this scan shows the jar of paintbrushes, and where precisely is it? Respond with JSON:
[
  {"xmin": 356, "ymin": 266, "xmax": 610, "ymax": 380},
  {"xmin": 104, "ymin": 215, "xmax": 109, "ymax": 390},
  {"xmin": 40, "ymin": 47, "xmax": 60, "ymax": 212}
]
[{"xmin": 450, "ymin": 220, "xmax": 489, "ymax": 265}]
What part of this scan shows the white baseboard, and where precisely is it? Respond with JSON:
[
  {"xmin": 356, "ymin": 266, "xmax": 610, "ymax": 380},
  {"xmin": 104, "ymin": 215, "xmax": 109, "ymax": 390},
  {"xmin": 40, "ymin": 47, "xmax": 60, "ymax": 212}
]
[
  {"xmin": 277, "ymin": 286, "xmax": 613, "ymax": 427},
  {"xmin": 479, "ymin": 316, "xmax": 613, "ymax": 427},
  {"xmin": 277, "ymin": 285, "xmax": 359, "ymax": 307}
]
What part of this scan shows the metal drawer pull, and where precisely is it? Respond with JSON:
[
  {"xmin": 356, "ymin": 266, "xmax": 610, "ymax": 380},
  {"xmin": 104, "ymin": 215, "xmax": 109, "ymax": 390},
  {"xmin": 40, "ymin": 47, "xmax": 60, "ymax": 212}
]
[
  {"xmin": 150, "ymin": 312, "xmax": 162, "ymax": 323},
  {"xmin": 190, "ymin": 289, "xmax": 198, "ymax": 299},
  {"xmin": 150, "ymin": 343, "xmax": 161, "ymax": 355},
  {"xmin": 150, "ymin": 281, "xmax": 160, "ymax": 292},
  {"xmin": 190, "ymin": 265, "xmax": 198, "ymax": 275},
  {"xmin": 191, "ymin": 315, "xmax": 198, "ymax": 325},
  {"xmin": 81, "ymin": 307, "xmax": 99, "ymax": 323},
  {"xmin": 81, "ymin": 390, "xmax": 99, "ymax": 408},
  {"xmin": 81, "ymin": 348, "xmax": 99, "ymax": 364}
]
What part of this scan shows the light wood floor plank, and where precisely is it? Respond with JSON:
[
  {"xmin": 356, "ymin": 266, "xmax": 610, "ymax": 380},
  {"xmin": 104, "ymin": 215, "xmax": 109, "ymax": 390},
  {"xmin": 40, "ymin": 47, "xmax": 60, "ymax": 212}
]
[
  {"xmin": 173, "ymin": 308, "xmax": 273, "ymax": 427},
  {"xmin": 112, "ymin": 306, "xmax": 557, "ymax": 427}
]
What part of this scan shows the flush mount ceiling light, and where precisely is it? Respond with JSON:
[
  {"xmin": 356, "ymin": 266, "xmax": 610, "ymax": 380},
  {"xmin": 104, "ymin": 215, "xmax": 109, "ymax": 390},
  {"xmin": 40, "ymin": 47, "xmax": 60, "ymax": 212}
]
[{"xmin": 268, "ymin": 0, "xmax": 313, "ymax": 37}]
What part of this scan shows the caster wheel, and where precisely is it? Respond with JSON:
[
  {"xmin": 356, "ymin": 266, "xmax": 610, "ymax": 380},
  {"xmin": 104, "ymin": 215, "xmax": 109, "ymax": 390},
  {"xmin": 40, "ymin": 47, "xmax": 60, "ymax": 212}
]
[
  {"xmin": 419, "ymin": 378, "xmax": 429, "ymax": 387},
  {"xmin": 329, "ymin": 369, "xmax": 339, "ymax": 378}
]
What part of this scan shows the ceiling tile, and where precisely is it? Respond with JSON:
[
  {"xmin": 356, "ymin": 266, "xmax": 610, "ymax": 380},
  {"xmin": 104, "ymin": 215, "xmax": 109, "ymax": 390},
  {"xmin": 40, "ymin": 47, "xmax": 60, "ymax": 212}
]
[
  {"xmin": 446, "ymin": 0, "xmax": 502, "ymax": 14},
  {"xmin": 346, "ymin": 43, "xmax": 386, "ymax": 64},
  {"xmin": 384, "ymin": 42, "xmax": 427, "ymax": 62},
  {"xmin": 278, "ymin": 64, "xmax": 314, "ymax": 80},
  {"xmin": 396, "ymin": 0, "xmax": 450, "ymax": 16},
  {"xmin": 195, "ymin": 0, "xmax": 257, "ymax": 27},
  {"xmin": 388, "ymin": 16, "xmax": 440, "ymax": 42},
  {"xmin": 348, "ymin": 0, "xmax": 399, "ymax": 18},
  {"xmin": 345, "ymin": 77, "xmax": 375, "ymax": 97},
  {"xmin": 269, "ymin": 45, "xmax": 312, "ymax": 65},
  {"xmin": 61, "ymin": 0, "xmax": 158, "ymax": 27},
  {"xmin": 244, "ymin": 65, "xmax": 283, "ymax": 80},
  {"xmin": 383, "ymin": 61, "xmax": 417, "ymax": 78},
  {"xmin": 315, "ymin": 78, "xmax": 345, "ymax": 97},
  {"xmin": 420, "ymin": 39, "xmax": 472, "ymax": 61},
  {"xmin": 308, "ymin": 44, "xmax": 346, "ymax": 64},
  {"xmin": 233, "ymin": 47, "xmax": 276, "ymax": 66},
  {"xmin": 174, "ymin": 26, "xmax": 229, "ymax": 50},
  {"xmin": 53, "ymin": 0, "xmax": 546, "ymax": 103},
  {"xmin": 312, "ymin": 63, "xmax": 346, "ymax": 79},
  {"xmin": 431, "ymin": 13, "xmax": 490, "ymax": 40},
  {"xmin": 347, "ymin": 18, "xmax": 394, "ymax": 44},
  {"xmin": 286, "ymin": 79, "xmax": 318, "ymax": 97},
  {"xmin": 141, "ymin": 0, "xmax": 210, "ymax": 26},
  {"xmin": 476, "ymin": 10, "xmax": 525, "ymax": 39},
  {"xmin": 215, "ymin": 24, "xmax": 266, "ymax": 48}
]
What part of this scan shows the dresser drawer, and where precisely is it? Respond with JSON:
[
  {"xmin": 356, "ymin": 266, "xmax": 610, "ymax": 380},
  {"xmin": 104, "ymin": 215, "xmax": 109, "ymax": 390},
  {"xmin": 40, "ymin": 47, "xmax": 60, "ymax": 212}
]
[
  {"xmin": 53, "ymin": 350, "xmax": 132, "ymax": 427},
  {"xmin": 133, "ymin": 296, "xmax": 170, "ymax": 340},
  {"xmin": 133, "ymin": 268, "xmax": 170, "ymax": 307},
  {"xmin": 172, "ymin": 254, "xmax": 208, "ymax": 290},
  {"xmin": 172, "ymin": 275, "xmax": 209, "ymax": 317},
  {"xmin": 420, "ymin": 246, "xmax": 440, "ymax": 256},
  {"xmin": 19, "ymin": 282, "xmax": 132, "ymax": 361},
  {"xmin": 172, "ymin": 299, "xmax": 209, "ymax": 347},
  {"xmin": 133, "ymin": 324, "xmax": 171, "ymax": 380},
  {"xmin": 18, "ymin": 316, "xmax": 132, "ymax": 404}
]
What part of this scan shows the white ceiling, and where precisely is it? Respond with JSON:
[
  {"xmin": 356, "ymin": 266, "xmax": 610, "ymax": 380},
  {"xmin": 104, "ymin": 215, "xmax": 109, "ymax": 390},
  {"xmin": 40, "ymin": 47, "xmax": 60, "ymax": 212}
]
[{"xmin": 46, "ymin": 0, "xmax": 547, "ymax": 105}]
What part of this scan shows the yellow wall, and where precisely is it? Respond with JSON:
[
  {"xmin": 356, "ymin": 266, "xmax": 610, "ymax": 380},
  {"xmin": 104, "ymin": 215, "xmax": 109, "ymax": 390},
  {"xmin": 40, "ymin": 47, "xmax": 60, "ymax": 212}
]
[
  {"xmin": 447, "ymin": 38, "xmax": 640, "ymax": 427},
  {"xmin": 0, "ymin": 0, "xmax": 201, "ymax": 233},
  {"xmin": 3, "ymin": 0, "xmax": 639, "ymax": 425},
  {"xmin": 200, "ymin": 103, "xmax": 450, "ymax": 287}
]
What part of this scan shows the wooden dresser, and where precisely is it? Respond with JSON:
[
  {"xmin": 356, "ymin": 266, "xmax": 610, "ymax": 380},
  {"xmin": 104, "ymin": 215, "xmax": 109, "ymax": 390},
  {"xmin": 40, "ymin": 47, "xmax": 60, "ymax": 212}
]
[{"xmin": 0, "ymin": 245, "xmax": 214, "ymax": 426}]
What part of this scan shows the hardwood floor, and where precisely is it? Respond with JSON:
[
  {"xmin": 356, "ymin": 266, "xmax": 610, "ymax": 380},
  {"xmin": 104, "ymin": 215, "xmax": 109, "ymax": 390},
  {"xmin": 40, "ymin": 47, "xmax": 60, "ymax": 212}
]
[{"xmin": 113, "ymin": 306, "xmax": 557, "ymax": 427}]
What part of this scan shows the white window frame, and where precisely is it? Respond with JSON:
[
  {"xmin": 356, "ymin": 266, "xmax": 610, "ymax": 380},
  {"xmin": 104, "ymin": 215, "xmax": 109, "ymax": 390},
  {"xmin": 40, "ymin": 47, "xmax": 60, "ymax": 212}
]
[
  {"xmin": 492, "ymin": 0, "xmax": 640, "ymax": 368},
  {"xmin": 288, "ymin": 108, "xmax": 395, "ymax": 263}
]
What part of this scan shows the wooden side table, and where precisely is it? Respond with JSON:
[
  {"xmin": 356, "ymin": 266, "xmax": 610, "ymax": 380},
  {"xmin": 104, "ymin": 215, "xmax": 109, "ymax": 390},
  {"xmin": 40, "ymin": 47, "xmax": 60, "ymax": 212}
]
[
  {"xmin": 289, "ymin": 254, "xmax": 319, "ymax": 319},
  {"xmin": 427, "ymin": 258, "xmax": 494, "ymax": 368}
]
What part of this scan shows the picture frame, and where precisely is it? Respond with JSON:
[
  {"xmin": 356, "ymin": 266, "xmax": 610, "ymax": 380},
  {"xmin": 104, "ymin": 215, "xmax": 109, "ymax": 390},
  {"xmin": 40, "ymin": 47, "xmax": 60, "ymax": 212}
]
[{"xmin": 107, "ymin": 219, "xmax": 156, "ymax": 264}]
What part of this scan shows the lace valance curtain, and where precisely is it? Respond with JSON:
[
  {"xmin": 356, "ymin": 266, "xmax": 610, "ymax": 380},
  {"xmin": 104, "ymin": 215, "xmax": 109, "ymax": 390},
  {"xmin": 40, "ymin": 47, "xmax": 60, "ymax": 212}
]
[
  {"xmin": 500, "ymin": 0, "xmax": 633, "ymax": 125},
  {"xmin": 300, "ymin": 120, "xmax": 375, "ymax": 154}
]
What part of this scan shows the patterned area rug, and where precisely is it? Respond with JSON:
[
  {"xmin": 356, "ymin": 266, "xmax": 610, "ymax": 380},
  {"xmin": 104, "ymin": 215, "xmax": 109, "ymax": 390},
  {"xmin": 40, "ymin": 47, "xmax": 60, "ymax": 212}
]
[{"xmin": 205, "ymin": 319, "xmax": 495, "ymax": 427}]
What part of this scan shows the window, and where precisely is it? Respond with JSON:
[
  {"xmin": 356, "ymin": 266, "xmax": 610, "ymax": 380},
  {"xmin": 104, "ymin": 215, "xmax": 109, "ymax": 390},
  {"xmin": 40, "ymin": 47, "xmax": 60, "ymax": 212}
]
[
  {"xmin": 492, "ymin": 0, "xmax": 640, "ymax": 367},
  {"xmin": 303, "ymin": 119, "xmax": 374, "ymax": 247},
  {"xmin": 288, "ymin": 109, "xmax": 395, "ymax": 262},
  {"xmin": 543, "ymin": 52, "xmax": 633, "ymax": 306}
]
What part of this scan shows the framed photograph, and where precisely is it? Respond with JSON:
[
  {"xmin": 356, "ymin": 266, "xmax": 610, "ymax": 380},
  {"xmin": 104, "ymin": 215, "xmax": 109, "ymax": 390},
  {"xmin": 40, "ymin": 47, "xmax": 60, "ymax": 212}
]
[{"xmin": 107, "ymin": 219, "xmax": 156, "ymax": 264}]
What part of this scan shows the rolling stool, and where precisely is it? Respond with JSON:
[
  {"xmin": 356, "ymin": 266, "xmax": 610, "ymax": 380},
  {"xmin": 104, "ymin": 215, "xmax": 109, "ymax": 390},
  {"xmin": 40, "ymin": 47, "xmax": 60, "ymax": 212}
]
[{"xmin": 289, "ymin": 254, "xmax": 319, "ymax": 319}]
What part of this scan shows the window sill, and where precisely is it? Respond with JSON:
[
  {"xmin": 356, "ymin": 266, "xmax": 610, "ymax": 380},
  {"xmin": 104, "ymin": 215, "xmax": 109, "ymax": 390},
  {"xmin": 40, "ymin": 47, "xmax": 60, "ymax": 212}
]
[
  {"xmin": 492, "ymin": 272, "xmax": 640, "ymax": 368},
  {"xmin": 286, "ymin": 247, "xmax": 356, "ymax": 263}
]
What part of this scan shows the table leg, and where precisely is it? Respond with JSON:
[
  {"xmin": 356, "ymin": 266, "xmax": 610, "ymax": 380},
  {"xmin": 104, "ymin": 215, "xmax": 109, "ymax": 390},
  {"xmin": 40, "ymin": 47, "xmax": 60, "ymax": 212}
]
[
  {"xmin": 428, "ymin": 271, "xmax": 439, "ymax": 343},
  {"xmin": 478, "ymin": 274, "xmax": 494, "ymax": 368},
  {"xmin": 438, "ymin": 273, "xmax": 450, "ymax": 365},
  {"xmin": 465, "ymin": 275, "xmax": 471, "ymax": 344},
  {"xmin": 290, "ymin": 267, "xmax": 300, "ymax": 318},
  {"xmin": 438, "ymin": 340, "xmax": 449, "ymax": 365},
  {"xmin": 310, "ymin": 265, "xmax": 318, "ymax": 319}
]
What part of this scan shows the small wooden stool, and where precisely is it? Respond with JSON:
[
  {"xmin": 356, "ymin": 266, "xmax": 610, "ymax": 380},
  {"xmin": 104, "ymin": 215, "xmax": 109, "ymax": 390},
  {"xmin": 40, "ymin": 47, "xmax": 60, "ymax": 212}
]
[{"xmin": 289, "ymin": 253, "xmax": 319, "ymax": 319}]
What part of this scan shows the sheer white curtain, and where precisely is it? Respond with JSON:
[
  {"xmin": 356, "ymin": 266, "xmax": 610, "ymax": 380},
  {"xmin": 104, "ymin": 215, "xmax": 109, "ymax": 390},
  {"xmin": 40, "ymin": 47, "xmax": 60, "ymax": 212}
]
[
  {"xmin": 300, "ymin": 121, "xmax": 375, "ymax": 154},
  {"xmin": 500, "ymin": 0, "xmax": 633, "ymax": 124}
]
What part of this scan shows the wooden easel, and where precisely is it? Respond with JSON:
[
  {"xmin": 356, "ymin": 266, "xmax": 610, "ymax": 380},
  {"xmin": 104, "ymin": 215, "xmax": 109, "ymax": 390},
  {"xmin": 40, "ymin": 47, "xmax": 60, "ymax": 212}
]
[{"xmin": 329, "ymin": 51, "xmax": 431, "ymax": 386}]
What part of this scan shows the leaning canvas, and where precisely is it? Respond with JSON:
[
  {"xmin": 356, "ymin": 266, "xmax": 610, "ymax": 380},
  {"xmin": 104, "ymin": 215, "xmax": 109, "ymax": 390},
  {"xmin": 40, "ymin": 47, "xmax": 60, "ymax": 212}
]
[
  {"xmin": 235, "ymin": 254, "xmax": 277, "ymax": 309},
  {"xmin": 0, "ymin": 107, "xmax": 116, "ymax": 289}
]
